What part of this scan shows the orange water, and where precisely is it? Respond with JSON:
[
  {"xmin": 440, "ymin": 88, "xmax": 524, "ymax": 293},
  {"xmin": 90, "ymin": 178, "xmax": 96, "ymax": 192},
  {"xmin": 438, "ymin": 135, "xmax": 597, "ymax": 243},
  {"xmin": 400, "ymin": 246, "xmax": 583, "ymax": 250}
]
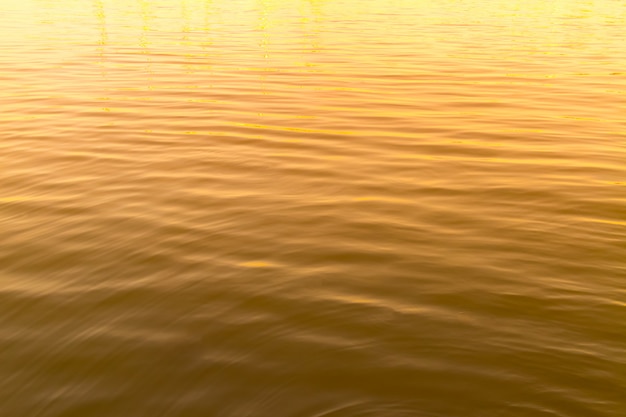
[{"xmin": 1, "ymin": 1, "xmax": 625, "ymax": 416}]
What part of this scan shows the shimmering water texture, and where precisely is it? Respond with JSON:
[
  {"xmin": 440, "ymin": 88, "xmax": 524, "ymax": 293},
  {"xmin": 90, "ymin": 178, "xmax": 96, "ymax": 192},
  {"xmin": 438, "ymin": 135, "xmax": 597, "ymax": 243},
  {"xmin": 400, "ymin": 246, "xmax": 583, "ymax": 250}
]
[{"xmin": 1, "ymin": 0, "xmax": 625, "ymax": 416}]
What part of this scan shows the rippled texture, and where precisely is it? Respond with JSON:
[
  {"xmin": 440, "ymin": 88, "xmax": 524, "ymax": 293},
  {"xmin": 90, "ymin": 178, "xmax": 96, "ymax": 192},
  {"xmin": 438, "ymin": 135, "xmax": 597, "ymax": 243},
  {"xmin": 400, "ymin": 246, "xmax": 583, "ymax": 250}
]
[{"xmin": 1, "ymin": 0, "xmax": 625, "ymax": 416}]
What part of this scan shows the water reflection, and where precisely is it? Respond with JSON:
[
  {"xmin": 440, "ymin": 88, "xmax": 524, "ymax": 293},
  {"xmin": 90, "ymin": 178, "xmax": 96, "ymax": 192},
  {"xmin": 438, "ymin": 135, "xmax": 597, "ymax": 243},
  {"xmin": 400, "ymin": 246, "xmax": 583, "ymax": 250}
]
[{"xmin": 1, "ymin": 1, "xmax": 625, "ymax": 416}]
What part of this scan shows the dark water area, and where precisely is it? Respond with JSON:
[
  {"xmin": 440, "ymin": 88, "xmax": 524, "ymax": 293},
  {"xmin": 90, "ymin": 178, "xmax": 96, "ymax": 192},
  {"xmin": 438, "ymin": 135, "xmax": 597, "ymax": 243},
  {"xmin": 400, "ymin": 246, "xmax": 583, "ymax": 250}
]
[{"xmin": 1, "ymin": 0, "xmax": 625, "ymax": 416}]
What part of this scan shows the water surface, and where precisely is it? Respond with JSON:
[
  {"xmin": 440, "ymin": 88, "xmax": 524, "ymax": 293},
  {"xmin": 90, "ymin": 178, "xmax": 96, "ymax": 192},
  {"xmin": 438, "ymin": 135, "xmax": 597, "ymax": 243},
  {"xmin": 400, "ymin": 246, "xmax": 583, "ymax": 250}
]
[{"xmin": 1, "ymin": 1, "xmax": 625, "ymax": 416}]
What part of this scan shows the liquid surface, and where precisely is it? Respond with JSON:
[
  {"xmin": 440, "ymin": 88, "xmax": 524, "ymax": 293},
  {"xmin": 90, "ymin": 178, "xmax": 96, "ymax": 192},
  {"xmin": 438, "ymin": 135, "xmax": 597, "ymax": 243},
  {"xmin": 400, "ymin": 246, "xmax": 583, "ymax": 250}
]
[{"xmin": 1, "ymin": 1, "xmax": 625, "ymax": 416}]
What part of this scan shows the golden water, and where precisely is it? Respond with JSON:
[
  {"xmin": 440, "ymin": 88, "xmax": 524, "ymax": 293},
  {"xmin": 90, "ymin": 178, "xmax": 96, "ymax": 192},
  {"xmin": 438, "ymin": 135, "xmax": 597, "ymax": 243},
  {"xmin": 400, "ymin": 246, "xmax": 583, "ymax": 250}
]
[{"xmin": 1, "ymin": 0, "xmax": 625, "ymax": 416}]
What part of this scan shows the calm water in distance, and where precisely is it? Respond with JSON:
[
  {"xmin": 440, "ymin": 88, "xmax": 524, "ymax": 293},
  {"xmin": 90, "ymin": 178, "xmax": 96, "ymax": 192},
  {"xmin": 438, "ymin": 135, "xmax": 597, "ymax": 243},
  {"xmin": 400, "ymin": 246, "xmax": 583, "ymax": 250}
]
[{"xmin": 1, "ymin": 0, "xmax": 625, "ymax": 416}]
